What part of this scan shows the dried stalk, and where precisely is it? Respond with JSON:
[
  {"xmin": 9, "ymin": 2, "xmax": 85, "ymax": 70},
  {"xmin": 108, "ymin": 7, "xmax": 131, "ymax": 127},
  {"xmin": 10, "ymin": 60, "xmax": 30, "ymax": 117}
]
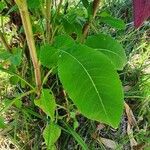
[{"xmin": 15, "ymin": 0, "xmax": 41, "ymax": 96}]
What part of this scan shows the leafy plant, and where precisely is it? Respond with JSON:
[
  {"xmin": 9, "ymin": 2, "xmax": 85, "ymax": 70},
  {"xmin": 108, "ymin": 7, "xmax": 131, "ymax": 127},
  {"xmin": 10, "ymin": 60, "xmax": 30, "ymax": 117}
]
[{"xmin": 0, "ymin": 0, "xmax": 128, "ymax": 149}]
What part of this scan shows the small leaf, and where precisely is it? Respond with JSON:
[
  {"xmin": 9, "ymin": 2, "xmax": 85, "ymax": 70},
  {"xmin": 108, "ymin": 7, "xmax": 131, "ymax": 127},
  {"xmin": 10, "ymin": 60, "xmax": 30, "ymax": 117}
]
[
  {"xmin": 85, "ymin": 34, "xmax": 127, "ymax": 70},
  {"xmin": 34, "ymin": 89, "xmax": 56, "ymax": 121},
  {"xmin": 100, "ymin": 11, "xmax": 111, "ymax": 17},
  {"xmin": 73, "ymin": 120, "xmax": 79, "ymax": 130},
  {"xmin": 9, "ymin": 76, "xmax": 20, "ymax": 85},
  {"xmin": 20, "ymin": 79, "xmax": 26, "ymax": 88},
  {"xmin": 0, "ymin": 1, "xmax": 6, "ymax": 12},
  {"xmin": 14, "ymin": 99, "xmax": 22, "ymax": 109},
  {"xmin": 0, "ymin": 50, "xmax": 11, "ymax": 60},
  {"xmin": 58, "ymin": 44, "xmax": 124, "ymax": 128},
  {"xmin": 40, "ymin": 44, "xmax": 59, "ymax": 69},
  {"xmin": 43, "ymin": 122, "xmax": 61, "ymax": 150},
  {"xmin": 0, "ymin": 117, "xmax": 5, "ymax": 128},
  {"xmin": 0, "ymin": 48, "xmax": 22, "ymax": 66},
  {"xmin": 10, "ymin": 48, "xmax": 22, "ymax": 66}
]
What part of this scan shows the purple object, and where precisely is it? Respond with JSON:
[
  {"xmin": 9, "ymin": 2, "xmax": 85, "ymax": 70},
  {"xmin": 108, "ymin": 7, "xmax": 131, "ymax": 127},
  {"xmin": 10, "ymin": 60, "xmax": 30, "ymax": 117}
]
[{"xmin": 133, "ymin": 0, "xmax": 150, "ymax": 28}]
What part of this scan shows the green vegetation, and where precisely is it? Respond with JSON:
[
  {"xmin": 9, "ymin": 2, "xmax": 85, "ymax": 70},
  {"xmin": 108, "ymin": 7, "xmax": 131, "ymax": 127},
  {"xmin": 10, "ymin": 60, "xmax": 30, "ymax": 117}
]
[{"xmin": 0, "ymin": 0, "xmax": 149, "ymax": 149}]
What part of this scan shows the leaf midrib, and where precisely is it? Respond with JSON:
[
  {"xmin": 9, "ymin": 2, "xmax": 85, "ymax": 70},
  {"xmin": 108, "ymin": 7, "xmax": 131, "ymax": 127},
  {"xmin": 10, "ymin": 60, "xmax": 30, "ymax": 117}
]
[
  {"xmin": 60, "ymin": 50, "xmax": 111, "ymax": 124},
  {"xmin": 98, "ymin": 48, "xmax": 124, "ymax": 63}
]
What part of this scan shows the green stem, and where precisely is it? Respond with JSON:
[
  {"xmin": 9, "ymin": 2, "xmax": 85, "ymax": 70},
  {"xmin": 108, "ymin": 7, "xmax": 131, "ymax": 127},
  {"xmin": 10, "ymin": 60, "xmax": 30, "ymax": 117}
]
[
  {"xmin": 125, "ymin": 96, "xmax": 146, "ymax": 99},
  {"xmin": 42, "ymin": 67, "xmax": 54, "ymax": 86},
  {"xmin": 46, "ymin": 0, "xmax": 52, "ymax": 43},
  {"xmin": 0, "ymin": 67, "xmax": 34, "ymax": 89},
  {"xmin": 15, "ymin": 0, "xmax": 41, "ymax": 96},
  {"xmin": 0, "ymin": 90, "xmax": 35, "ymax": 114}
]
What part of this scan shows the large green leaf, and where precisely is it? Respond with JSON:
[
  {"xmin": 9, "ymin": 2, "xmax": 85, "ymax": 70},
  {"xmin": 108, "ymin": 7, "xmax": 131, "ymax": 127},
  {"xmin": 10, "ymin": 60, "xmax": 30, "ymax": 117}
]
[
  {"xmin": 58, "ymin": 44, "xmax": 124, "ymax": 128},
  {"xmin": 85, "ymin": 34, "xmax": 127, "ymax": 70},
  {"xmin": 43, "ymin": 122, "xmax": 61, "ymax": 150},
  {"xmin": 34, "ymin": 89, "xmax": 56, "ymax": 121}
]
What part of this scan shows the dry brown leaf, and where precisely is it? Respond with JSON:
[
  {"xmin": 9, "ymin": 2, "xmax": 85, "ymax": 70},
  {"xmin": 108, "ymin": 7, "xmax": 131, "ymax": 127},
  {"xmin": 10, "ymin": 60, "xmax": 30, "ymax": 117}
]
[
  {"xmin": 127, "ymin": 122, "xmax": 138, "ymax": 149},
  {"xmin": 124, "ymin": 85, "xmax": 132, "ymax": 92},
  {"xmin": 97, "ymin": 123, "xmax": 105, "ymax": 131},
  {"xmin": 133, "ymin": 143, "xmax": 146, "ymax": 150},
  {"xmin": 100, "ymin": 137, "xmax": 118, "ymax": 149},
  {"xmin": 124, "ymin": 102, "xmax": 137, "ymax": 127}
]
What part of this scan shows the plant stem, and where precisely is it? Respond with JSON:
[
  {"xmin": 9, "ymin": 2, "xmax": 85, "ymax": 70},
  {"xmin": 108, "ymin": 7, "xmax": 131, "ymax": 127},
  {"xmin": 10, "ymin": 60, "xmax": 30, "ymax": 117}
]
[
  {"xmin": 15, "ymin": 0, "xmax": 41, "ymax": 96},
  {"xmin": 0, "ymin": 90, "xmax": 35, "ymax": 114},
  {"xmin": 81, "ymin": 22, "xmax": 91, "ymax": 43},
  {"xmin": 42, "ymin": 67, "xmax": 54, "ymax": 86},
  {"xmin": 46, "ymin": 0, "xmax": 52, "ymax": 43},
  {"xmin": 81, "ymin": 0, "xmax": 100, "ymax": 43},
  {"xmin": 0, "ymin": 67, "xmax": 34, "ymax": 89},
  {"xmin": 0, "ymin": 30, "xmax": 12, "ymax": 53},
  {"xmin": 93, "ymin": 0, "xmax": 101, "ymax": 18}
]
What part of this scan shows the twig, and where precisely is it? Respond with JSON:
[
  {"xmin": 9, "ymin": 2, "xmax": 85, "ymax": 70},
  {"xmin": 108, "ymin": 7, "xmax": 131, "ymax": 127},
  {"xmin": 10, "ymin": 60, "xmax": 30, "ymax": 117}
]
[
  {"xmin": 15, "ymin": 0, "xmax": 41, "ymax": 96},
  {"xmin": 93, "ymin": 0, "xmax": 101, "ymax": 18},
  {"xmin": 81, "ymin": 0, "xmax": 100, "ymax": 43},
  {"xmin": 42, "ymin": 67, "xmax": 54, "ymax": 86}
]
